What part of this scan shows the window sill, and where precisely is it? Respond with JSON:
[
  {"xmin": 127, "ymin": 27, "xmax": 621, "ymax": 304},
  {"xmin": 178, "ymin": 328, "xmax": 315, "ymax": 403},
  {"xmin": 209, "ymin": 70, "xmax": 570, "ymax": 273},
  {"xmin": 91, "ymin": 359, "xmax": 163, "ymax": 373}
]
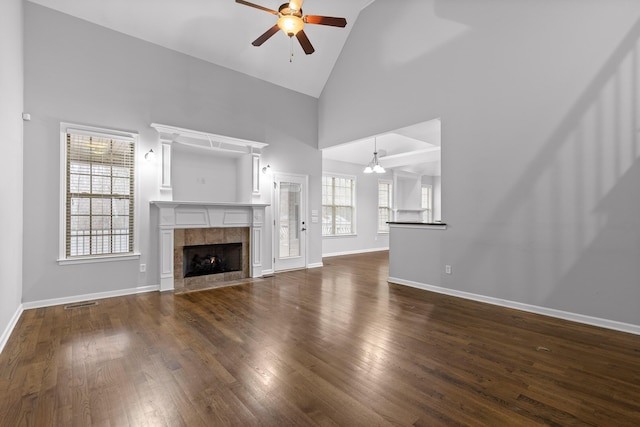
[{"xmin": 57, "ymin": 252, "xmax": 141, "ymax": 266}]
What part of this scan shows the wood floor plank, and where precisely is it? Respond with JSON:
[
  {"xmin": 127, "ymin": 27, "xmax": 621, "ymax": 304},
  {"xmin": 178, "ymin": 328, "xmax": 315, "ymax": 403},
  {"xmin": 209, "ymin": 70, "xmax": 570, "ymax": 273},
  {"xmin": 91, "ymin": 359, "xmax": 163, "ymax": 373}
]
[{"xmin": 1, "ymin": 251, "xmax": 640, "ymax": 426}]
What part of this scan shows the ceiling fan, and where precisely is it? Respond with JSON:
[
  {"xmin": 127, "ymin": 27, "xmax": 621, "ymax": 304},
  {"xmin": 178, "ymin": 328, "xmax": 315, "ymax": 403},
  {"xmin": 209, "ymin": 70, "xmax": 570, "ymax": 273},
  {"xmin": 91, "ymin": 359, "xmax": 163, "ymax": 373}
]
[{"xmin": 236, "ymin": 0, "xmax": 347, "ymax": 55}]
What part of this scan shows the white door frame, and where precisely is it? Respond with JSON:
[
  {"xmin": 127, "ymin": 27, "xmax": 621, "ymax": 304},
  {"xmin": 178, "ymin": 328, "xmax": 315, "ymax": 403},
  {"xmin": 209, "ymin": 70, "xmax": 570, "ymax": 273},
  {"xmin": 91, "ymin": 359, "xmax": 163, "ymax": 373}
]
[{"xmin": 272, "ymin": 172, "xmax": 308, "ymax": 272}]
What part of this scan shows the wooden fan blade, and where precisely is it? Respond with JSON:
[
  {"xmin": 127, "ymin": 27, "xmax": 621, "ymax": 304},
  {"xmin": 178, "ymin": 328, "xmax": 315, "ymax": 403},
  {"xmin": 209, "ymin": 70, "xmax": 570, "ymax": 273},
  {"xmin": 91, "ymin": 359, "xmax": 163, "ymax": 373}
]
[
  {"xmin": 296, "ymin": 30, "xmax": 315, "ymax": 55},
  {"xmin": 252, "ymin": 25, "xmax": 280, "ymax": 46},
  {"xmin": 304, "ymin": 15, "xmax": 347, "ymax": 27},
  {"xmin": 235, "ymin": 0, "xmax": 278, "ymax": 15}
]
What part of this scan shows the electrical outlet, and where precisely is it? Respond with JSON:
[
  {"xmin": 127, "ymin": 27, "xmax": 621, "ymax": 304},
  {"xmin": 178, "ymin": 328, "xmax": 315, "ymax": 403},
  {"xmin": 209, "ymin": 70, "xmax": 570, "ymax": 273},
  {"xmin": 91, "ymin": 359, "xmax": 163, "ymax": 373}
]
[
  {"xmin": 445, "ymin": 264, "xmax": 452, "ymax": 274},
  {"xmin": 140, "ymin": 264, "xmax": 146, "ymax": 273}
]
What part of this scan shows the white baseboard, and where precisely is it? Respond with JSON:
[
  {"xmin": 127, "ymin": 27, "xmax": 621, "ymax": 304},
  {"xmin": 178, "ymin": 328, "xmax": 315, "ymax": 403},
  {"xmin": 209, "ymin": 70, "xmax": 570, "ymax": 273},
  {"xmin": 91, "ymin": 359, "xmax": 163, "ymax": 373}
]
[
  {"xmin": 0, "ymin": 303, "xmax": 24, "ymax": 354},
  {"xmin": 261, "ymin": 269, "xmax": 275, "ymax": 277},
  {"xmin": 22, "ymin": 285, "xmax": 160, "ymax": 310},
  {"xmin": 323, "ymin": 247, "xmax": 389, "ymax": 258},
  {"xmin": 388, "ymin": 277, "xmax": 640, "ymax": 336},
  {"xmin": 307, "ymin": 262, "xmax": 324, "ymax": 269}
]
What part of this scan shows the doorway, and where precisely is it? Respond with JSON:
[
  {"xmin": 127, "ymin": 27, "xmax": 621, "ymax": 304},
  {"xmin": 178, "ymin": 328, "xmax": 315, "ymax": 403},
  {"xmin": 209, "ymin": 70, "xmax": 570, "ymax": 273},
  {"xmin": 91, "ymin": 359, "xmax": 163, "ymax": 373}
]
[{"xmin": 273, "ymin": 173, "xmax": 308, "ymax": 271}]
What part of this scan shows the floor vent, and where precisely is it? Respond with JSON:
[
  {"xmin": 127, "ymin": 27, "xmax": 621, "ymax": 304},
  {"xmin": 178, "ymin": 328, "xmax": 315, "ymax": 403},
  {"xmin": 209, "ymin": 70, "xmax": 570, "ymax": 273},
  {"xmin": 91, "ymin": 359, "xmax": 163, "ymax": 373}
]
[{"xmin": 64, "ymin": 301, "xmax": 98, "ymax": 310}]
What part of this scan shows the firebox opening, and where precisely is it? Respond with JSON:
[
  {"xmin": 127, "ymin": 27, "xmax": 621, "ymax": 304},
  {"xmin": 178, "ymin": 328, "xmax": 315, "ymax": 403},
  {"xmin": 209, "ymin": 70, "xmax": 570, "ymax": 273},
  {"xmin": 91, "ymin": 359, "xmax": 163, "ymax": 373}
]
[{"xmin": 183, "ymin": 243, "xmax": 243, "ymax": 278}]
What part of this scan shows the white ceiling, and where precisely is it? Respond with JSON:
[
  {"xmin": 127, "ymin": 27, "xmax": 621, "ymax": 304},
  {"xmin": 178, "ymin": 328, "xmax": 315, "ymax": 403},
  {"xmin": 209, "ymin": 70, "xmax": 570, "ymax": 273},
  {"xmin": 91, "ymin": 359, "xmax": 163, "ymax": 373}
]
[
  {"xmin": 322, "ymin": 119, "xmax": 442, "ymax": 177},
  {"xmin": 28, "ymin": 0, "xmax": 373, "ymax": 98},
  {"xmin": 29, "ymin": 0, "xmax": 440, "ymax": 176}
]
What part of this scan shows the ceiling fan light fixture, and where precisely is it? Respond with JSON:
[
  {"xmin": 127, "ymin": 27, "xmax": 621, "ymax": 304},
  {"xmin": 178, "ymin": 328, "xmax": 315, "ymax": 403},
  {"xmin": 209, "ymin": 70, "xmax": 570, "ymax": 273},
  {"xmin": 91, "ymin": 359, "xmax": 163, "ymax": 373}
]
[
  {"xmin": 277, "ymin": 14, "xmax": 304, "ymax": 36},
  {"xmin": 237, "ymin": 0, "xmax": 345, "ymax": 55},
  {"xmin": 288, "ymin": 0, "xmax": 304, "ymax": 12}
]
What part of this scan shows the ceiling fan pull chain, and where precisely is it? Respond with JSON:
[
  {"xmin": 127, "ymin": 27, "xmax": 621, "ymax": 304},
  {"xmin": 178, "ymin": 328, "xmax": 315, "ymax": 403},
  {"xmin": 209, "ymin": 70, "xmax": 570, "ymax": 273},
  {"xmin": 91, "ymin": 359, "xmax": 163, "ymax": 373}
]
[{"xmin": 290, "ymin": 36, "xmax": 294, "ymax": 62}]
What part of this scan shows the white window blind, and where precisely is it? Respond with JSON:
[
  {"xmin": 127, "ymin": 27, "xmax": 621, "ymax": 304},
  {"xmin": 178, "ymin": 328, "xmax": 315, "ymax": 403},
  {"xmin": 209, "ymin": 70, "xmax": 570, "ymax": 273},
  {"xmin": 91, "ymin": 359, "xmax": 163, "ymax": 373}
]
[
  {"xmin": 322, "ymin": 175, "xmax": 355, "ymax": 236},
  {"xmin": 65, "ymin": 132, "xmax": 135, "ymax": 257},
  {"xmin": 378, "ymin": 181, "xmax": 392, "ymax": 232}
]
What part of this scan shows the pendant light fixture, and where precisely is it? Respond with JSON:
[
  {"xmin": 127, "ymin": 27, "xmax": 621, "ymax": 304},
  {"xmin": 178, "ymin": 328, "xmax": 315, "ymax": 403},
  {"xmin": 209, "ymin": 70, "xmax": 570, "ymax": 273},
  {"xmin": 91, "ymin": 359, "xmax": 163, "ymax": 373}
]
[{"xmin": 363, "ymin": 137, "xmax": 385, "ymax": 174}]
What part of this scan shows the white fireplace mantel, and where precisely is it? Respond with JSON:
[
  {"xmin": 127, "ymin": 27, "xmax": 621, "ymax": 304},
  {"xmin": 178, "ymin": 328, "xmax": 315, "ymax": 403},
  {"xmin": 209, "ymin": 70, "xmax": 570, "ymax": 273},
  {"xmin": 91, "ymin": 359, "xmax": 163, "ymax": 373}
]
[{"xmin": 151, "ymin": 201, "xmax": 269, "ymax": 291}]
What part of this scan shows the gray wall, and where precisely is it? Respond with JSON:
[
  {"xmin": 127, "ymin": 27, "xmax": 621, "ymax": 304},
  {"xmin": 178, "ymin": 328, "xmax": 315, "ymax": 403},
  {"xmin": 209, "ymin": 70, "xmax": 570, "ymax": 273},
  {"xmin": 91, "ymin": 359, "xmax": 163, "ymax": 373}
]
[
  {"xmin": 0, "ymin": 0, "xmax": 24, "ymax": 348},
  {"xmin": 322, "ymin": 159, "xmax": 389, "ymax": 256},
  {"xmin": 23, "ymin": 3, "xmax": 321, "ymax": 303},
  {"xmin": 320, "ymin": 0, "xmax": 640, "ymax": 326}
]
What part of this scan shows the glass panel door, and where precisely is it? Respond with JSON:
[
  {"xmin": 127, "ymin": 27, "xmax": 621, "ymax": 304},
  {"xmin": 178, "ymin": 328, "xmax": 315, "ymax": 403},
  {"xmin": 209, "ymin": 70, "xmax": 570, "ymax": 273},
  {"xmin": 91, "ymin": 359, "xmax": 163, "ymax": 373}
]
[
  {"xmin": 279, "ymin": 182, "xmax": 301, "ymax": 258},
  {"xmin": 274, "ymin": 174, "xmax": 307, "ymax": 271}
]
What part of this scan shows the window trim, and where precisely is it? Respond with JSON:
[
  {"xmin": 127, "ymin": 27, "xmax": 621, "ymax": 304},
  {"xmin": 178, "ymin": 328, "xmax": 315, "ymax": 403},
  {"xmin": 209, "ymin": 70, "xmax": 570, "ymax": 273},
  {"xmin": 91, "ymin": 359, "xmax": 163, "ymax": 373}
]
[
  {"xmin": 322, "ymin": 173, "xmax": 357, "ymax": 237},
  {"xmin": 58, "ymin": 123, "xmax": 140, "ymax": 264},
  {"xmin": 378, "ymin": 179, "xmax": 393, "ymax": 234},
  {"xmin": 421, "ymin": 184, "xmax": 433, "ymax": 223}
]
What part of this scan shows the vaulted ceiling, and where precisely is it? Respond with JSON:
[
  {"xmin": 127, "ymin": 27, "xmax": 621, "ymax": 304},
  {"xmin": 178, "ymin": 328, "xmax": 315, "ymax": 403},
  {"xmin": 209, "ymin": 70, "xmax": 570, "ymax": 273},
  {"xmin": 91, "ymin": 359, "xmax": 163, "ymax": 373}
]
[
  {"xmin": 28, "ymin": 0, "xmax": 374, "ymax": 98},
  {"xmin": 28, "ymin": 0, "xmax": 440, "ymax": 176}
]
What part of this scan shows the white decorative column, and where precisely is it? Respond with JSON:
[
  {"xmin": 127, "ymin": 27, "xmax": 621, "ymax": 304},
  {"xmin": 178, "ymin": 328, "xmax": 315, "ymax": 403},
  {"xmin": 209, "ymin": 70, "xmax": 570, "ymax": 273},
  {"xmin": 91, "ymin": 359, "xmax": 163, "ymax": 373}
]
[
  {"xmin": 160, "ymin": 138, "xmax": 172, "ymax": 198},
  {"xmin": 156, "ymin": 203, "xmax": 178, "ymax": 291},
  {"xmin": 251, "ymin": 205, "xmax": 264, "ymax": 277}
]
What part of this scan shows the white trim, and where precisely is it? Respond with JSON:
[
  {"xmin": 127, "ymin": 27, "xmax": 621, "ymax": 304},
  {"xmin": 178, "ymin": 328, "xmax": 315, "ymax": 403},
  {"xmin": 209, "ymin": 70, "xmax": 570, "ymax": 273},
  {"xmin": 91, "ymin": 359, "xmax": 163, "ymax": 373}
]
[
  {"xmin": 22, "ymin": 285, "xmax": 160, "ymax": 310},
  {"xmin": 388, "ymin": 223, "xmax": 447, "ymax": 230},
  {"xmin": 57, "ymin": 252, "xmax": 141, "ymax": 265},
  {"xmin": 59, "ymin": 123, "xmax": 139, "ymax": 261},
  {"xmin": 150, "ymin": 123, "xmax": 268, "ymax": 152},
  {"xmin": 322, "ymin": 171, "xmax": 357, "ymax": 180},
  {"xmin": 62, "ymin": 123, "xmax": 137, "ymax": 141},
  {"xmin": 307, "ymin": 262, "xmax": 324, "ymax": 269},
  {"xmin": 0, "ymin": 304, "xmax": 24, "ymax": 354},
  {"xmin": 323, "ymin": 247, "xmax": 389, "ymax": 258},
  {"xmin": 273, "ymin": 172, "xmax": 309, "ymax": 272},
  {"xmin": 322, "ymin": 174, "xmax": 357, "ymax": 237},
  {"xmin": 421, "ymin": 184, "xmax": 433, "ymax": 223},
  {"xmin": 388, "ymin": 277, "xmax": 640, "ymax": 336},
  {"xmin": 261, "ymin": 269, "xmax": 274, "ymax": 277},
  {"xmin": 323, "ymin": 233, "xmax": 358, "ymax": 239},
  {"xmin": 378, "ymin": 179, "xmax": 393, "ymax": 232}
]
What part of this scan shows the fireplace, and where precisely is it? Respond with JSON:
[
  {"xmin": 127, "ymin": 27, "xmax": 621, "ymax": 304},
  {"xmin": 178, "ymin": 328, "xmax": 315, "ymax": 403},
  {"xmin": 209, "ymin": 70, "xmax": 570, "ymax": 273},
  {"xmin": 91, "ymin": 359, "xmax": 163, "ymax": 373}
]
[
  {"xmin": 151, "ymin": 201, "xmax": 268, "ymax": 292},
  {"xmin": 173, "ymin": 226, "xmax": 250, "ymax": 291},
  {"xmin": 183, "ymin": 243, "xmax": 242, "ymax": 277}
]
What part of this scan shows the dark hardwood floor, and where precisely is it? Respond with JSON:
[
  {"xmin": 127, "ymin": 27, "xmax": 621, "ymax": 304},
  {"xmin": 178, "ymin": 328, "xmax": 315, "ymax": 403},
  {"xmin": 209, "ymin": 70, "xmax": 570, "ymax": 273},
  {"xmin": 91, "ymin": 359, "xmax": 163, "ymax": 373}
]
[{"xmin": 1, "ymin": 251, "xmax": 640, "ymax": 426}]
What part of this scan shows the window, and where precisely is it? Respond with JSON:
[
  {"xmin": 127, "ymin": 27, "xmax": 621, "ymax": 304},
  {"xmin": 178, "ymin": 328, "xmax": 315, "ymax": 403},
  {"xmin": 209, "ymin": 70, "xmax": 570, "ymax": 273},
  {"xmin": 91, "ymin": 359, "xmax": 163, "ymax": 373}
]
[
  {"xmin": 322, "ymin": 175, "xmax": 355, "ymax": 236},
  {"xmin": 422, "ymin": 185, "xmax": 433, "ymax": 223},
  {"xmin": 378, "ymin": 180, "xmax": 392, "ymax": 232},
  {"xmin": 61, "ymin": 125, "xmax": 136, "ymax": 259}
]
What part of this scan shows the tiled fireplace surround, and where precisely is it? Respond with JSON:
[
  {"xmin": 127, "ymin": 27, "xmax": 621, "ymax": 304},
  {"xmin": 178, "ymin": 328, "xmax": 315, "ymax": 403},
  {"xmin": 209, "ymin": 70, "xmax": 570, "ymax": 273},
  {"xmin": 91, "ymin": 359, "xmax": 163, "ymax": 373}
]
[{"xmin": 174, "ymin": 227, "xmax": 250, "ymax": 291}]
